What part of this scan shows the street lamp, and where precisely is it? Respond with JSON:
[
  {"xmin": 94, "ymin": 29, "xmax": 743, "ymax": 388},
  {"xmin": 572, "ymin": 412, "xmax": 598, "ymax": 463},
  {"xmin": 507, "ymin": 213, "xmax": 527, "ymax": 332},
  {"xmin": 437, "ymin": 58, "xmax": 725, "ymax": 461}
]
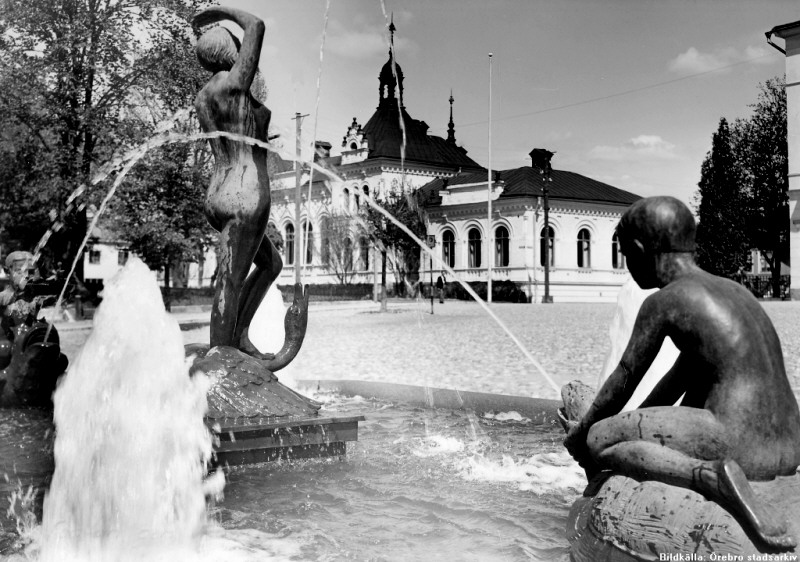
[
  {"xmin": 427, "ymin": 235, "xmax": 436, "ymax": 314},
  {"xmin": 530, "ymin": 149, "xmax": 554, "ymax": 303}
]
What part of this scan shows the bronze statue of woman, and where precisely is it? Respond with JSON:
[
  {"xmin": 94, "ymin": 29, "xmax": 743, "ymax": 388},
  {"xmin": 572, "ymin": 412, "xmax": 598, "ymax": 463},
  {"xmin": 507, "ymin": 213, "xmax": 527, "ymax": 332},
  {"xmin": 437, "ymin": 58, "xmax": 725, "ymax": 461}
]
[{"xmin": 192, "ymin": 7, "xmax": 283, "ymax": 360}]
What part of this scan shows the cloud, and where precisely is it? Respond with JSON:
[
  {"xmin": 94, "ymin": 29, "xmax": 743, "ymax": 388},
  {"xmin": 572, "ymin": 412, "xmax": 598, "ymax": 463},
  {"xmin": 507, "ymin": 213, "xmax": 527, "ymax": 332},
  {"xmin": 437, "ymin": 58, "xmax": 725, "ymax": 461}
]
[
  {"xmin": 668, "ymin": 45, "xmax": 771, "ymax": 74},
  {"xmin": 589, "ymin": 135, "xmax": 678, "ymax": 162},
  {"xmin": 326, "ymin": 18, "xmax": 417, "ymax": 60}
]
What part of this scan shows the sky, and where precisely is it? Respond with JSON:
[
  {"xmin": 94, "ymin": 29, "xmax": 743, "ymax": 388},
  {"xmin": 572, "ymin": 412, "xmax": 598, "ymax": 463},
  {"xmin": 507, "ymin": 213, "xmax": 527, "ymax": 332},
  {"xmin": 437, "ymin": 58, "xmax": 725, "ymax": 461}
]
[{"xmin": 217, "ymin": 0, "xmax": 799, "ymax": 209}]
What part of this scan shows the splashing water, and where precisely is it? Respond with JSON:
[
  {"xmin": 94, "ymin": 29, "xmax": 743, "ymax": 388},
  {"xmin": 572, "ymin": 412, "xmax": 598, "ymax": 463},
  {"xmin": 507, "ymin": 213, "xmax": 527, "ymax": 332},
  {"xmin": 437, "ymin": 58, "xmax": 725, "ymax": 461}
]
[
  {"xmin": 302, "ymin": 0, "xmax": 331, "ymax": 278},
  {"xmin": 17, "ymin": 258, "xmax": 305, "ymax": 561},
  {"xmin": 31, "ymin": 258, "xmax": 214, "ymax": 561},
  {"xmin": 457, "ymin": 452, "xmax": 585, "ymax": 494}
]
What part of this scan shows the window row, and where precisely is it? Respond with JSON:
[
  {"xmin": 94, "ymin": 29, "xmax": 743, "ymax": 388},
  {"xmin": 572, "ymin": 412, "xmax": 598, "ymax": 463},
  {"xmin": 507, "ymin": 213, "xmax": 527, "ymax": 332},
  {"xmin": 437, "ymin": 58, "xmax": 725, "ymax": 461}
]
[
  {"xmin": 341, "ymin": 185, "xmax": 371, "ymax": 212},
  {"xmin": 281, "ymin": 220, "xmax": 373, "ymax": 271},
  {"xmin": 439, "ymin": 227, "xmax": 626, "ymax": 270},
  {"xmin": 87, "ymin": 248, "xmax": 130, "ymax": 266}
]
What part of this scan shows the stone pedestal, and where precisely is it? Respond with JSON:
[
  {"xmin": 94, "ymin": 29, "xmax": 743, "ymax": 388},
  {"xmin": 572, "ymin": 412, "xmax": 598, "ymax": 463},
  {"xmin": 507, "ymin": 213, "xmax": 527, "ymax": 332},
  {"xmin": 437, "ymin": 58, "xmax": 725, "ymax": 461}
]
[{"xmin": 186, "ymin": 345, "xmax": 362, "ymax": 467}]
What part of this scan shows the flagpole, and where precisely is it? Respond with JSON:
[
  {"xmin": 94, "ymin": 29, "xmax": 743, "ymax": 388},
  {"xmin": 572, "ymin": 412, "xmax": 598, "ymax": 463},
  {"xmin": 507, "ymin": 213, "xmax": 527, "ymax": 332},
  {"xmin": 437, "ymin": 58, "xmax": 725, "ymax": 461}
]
[{"xmin": 487, "ymin": 53, "xmax": 493, "ymax": 304}]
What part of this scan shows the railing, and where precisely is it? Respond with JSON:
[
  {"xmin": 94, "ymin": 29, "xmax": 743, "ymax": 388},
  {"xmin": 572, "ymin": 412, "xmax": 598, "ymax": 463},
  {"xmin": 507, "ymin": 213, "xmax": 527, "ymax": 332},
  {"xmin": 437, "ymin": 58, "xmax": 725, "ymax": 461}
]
[{"xmin": 742, "ymin": 274, "xmax": 791, "ymax": 299}]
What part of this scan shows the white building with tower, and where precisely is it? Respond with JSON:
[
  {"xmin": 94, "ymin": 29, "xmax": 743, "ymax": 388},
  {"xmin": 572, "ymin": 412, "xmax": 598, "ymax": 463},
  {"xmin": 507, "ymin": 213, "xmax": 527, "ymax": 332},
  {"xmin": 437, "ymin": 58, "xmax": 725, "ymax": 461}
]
[
  {"xmin": 67, "ymin": 21, "xmax": 646, "ymax": 304},
  {"xmin": 268, "ymin": 21, "xmax": 642, "ymax": 302},
  {"xmin": 269, "ymin": 20, "xmax": 483, "ymax": 289}
]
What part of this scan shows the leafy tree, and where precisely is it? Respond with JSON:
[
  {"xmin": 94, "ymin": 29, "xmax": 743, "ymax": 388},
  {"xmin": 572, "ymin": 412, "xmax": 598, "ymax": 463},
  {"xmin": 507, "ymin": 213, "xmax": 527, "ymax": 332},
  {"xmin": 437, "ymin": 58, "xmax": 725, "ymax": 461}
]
[
  {"xmin": 362, "ymin": 187, "xmax": 427, "ymax": 311},
  {"xmin": 0, "ymin": 0, "xmax": 210, "ymax": 277},
  {"xmin": 266, "ymin": 222, "xmax": 284, "ymax": 253},
  {"xmin": 736, "ymin": 77, "xmax": 788, "ymax": 298},
  {"xmin": 695, "ymin": 117, "xmax": 750, "ymax": 278},
  {"xmin": 695, "ymin": 78, "xmax": 789, "ymax": 297},
  {"xmin": 320, "ymin": 213, "xmax": 356, "ymax": 285},
  {"xmin": 111, "ymin": 138, "xmax": 215, "ymax": 309}
]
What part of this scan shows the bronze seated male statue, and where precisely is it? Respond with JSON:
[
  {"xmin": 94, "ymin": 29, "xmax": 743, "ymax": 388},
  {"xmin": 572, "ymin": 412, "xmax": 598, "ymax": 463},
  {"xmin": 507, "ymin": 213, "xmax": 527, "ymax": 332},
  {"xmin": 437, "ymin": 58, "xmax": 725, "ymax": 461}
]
[
  {"xmin": 562, "ymin": 196, "xmax": 800, "ymax": 552},
  {"xmin": 0, "ymin": 251, "xmax": 68, "ymax": 408}
]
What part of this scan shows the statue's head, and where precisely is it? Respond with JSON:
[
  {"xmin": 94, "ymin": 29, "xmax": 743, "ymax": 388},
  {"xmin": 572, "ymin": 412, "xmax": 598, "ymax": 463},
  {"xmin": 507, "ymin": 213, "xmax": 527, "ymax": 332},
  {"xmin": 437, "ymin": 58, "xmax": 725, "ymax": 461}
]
[
  {"xmin": 196, "ymin": 26, "xmax": 241, "ymax": 73},
  {"xmin": 4, "ymin": 251, "xmax": 37, "ymax": 292},
  {"xmin": 616, "ymin": 196, "xmax": 696, "ymax": 288}
]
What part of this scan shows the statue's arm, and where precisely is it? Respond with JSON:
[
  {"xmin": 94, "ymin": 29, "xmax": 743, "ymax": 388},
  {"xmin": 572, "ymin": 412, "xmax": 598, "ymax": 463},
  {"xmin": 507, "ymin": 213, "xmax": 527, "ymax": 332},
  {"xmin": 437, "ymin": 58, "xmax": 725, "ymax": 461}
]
[{"xmin": 193, "ymin": 7, "xmax": 264, "ymax": 91}]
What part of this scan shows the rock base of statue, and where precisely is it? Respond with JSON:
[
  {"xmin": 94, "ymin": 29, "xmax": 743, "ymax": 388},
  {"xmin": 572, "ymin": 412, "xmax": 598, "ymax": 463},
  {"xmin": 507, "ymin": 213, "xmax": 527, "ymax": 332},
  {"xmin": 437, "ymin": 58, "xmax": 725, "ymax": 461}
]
[
  {"xmin": 560, "ymin": 381, "xmax": 800, "ymax": 560},
  {"xmin": 186, "ymin": 344, "xmax": 363, "ymax": 467},
  {"xmin": 567, "ymin": 471, "xmax": 800, "ymax": 561}
]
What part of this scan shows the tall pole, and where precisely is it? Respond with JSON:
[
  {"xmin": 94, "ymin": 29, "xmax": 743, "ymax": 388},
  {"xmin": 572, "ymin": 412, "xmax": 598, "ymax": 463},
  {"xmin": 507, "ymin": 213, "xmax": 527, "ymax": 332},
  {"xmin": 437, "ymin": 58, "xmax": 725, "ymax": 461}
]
[
  {"xmin": 427, "ymin": 235, "xmax": 436, "ymax": 314},
  {"xmin": 533, "ymin": 198, "xmax": 540, "ymax": 304},
  {"xmin": 430, "ymin": 253, "xmax": 434, "ymax": 314},
  {"xmin": 542, "ymin": 179, "xmax": 551, "ymax": 303},
  {"xmin": 487, "ymin": 53, "xmax": 493, "ymax": 304},
  {"xmin": 530, "ymin": 149, "xmax": 554, "ymax": 303},
  {"xmin": 293, "ymin": 112, "xmax": 308, "ymax": 284}
]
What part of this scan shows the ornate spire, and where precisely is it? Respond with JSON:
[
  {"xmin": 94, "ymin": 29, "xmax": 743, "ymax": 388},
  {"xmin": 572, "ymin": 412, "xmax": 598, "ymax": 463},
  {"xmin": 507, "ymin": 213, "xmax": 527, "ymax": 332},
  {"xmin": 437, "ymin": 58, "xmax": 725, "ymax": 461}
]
[
  {"xmin": 378, "ymin": 14, "xmax": 404, "ymax": 107},
  {"xmin": 446, "ymin": 90, "xmax": 456, "ymax": 144},
  {"xmin": 389, "ymin": 13, "xmax": 396, "ymax": 51}
]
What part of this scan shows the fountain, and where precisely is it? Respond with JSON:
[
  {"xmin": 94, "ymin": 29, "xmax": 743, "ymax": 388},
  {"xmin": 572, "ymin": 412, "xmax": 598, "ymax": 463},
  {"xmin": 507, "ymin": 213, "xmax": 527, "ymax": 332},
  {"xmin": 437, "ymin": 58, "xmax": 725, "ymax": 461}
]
[{"xmin": 2, "ymin": 5, "xmax": 799, "ymax": 562}]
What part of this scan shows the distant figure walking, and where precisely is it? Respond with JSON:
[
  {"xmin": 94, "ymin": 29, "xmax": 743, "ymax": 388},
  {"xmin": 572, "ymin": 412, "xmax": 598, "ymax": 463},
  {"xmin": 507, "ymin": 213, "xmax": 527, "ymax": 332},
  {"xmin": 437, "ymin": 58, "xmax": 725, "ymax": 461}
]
[{"xmin": 435, "ymin": 274, "xmax": 445, "ymax": 303}]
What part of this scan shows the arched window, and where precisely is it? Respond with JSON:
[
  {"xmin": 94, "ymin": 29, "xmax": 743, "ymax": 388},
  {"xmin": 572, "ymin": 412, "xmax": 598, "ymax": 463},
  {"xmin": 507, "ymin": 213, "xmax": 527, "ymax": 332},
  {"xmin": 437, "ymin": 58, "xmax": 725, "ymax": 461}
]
[
  {"xmin": 350, "ymin": 142, "xmax": 358, "ymax": 150},
  {"xmin": 320, "ymin": 217, "xmax": 331, "ymax": 265},
  {"xmin": 495, "ymin": 226, "xmax": 510, "ymax": 267},
  {"xmin": 285, "ymin": 223, "xmax": 295, "ymax": 266},
  {"xmin": 343, "ymin": 237, "xmax": 353, "ymax": 271},
  {"xmin": 301, "ymin": 221, "xmax": 313, "ymax": 264},
  {"xmin": 468, "ymin": 228, "xmax": 482, "ymax": 268},
  {"xmin": 540, "ymin": 226, "xmax": 555, "ymax": 267},
  {"xmin": 363, "ymin": 185, "xmax": 370, "ymax": 200},
  {"xmin": 359, "ymin": 237, "xmax": 370, "ymax": 270},
  {"xmin": 442, "ymin": 229, "xmax": 455, "ymax": 268},
  {"xmin": 342, "ymin": 188, "xmax": 350, "ymax": 212},
  {"xmin": 577, "ymin": 228, "xmax": 591, "ymax": 268},
  {"xmin": 612, "ymin": 232, "xmax": 625, "ymax": 270}
]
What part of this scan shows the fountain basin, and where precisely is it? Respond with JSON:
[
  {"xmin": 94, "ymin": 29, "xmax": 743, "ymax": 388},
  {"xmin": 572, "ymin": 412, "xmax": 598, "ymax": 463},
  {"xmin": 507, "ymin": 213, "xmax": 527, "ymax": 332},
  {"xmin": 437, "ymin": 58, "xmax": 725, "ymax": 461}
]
[
  {"xmin": 300, "ymin": 379, "xmax": 562, "ymax": 425},
  {"xmin": 0, "ymin": 385, "xmax": 581, "ymax": 561}
]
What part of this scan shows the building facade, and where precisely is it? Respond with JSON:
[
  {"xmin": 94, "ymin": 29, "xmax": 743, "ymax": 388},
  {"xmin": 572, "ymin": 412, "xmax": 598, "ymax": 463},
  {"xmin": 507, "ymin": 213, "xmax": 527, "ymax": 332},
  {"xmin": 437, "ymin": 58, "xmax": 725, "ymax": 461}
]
[
  {"xmin": 267, "ymin": 22, "xmax": 643, "ymax": 302},
  {"xmin": 417, "ymin": 154, "xmax": 640, "ymax": 303}
]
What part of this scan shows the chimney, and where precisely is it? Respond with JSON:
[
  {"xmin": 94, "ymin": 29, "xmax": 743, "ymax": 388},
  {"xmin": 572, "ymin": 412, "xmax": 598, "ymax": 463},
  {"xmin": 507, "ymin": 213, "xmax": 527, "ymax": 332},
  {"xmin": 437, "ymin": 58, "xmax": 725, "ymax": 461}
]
[
  {"xmin": 529, "ymin": 148, "xmax": 555, "ymax": 174},
  {"xmin": 314, "ymin": 141, "xmax": 332, "ymax": 161}
]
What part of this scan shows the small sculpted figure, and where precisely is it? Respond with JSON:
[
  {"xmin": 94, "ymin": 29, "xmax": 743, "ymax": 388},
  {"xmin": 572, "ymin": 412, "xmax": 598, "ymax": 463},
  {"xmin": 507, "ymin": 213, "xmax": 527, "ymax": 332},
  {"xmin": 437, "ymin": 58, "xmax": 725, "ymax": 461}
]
[
  {"xmin": 0, "ymin": 251, "xmax": 68, "ymax": 407},
  {"xmin": 0, "ymin": 251, "xmax": 48, "ymax": 329},
  {"xmin": 563, "ymin": 196, "xmax": 800, "ymax": 551},
  {"xmin": 192, "ymin": 7, "xmax": 288, "ymax": 362}
]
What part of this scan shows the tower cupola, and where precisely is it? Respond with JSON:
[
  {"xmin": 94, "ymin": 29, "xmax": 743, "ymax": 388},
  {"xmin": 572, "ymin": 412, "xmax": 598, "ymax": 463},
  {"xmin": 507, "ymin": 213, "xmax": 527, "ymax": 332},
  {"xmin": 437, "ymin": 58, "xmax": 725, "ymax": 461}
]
[{"xmin": 378, "ymin": 16, "xmax": 404, "ymax": 107}]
